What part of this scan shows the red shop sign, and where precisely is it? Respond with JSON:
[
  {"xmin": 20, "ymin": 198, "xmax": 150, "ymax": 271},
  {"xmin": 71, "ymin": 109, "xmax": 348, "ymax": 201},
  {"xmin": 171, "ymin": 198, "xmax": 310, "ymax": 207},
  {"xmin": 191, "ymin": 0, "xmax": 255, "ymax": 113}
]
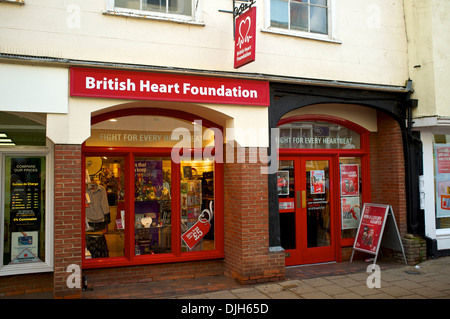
[
  {"xmin": 70, "ymin": 67, "xmax": 269, "ymax": 106},
  {"xmin": 234, "ymin": 6, "xmax": 257, "ymax": 69}
]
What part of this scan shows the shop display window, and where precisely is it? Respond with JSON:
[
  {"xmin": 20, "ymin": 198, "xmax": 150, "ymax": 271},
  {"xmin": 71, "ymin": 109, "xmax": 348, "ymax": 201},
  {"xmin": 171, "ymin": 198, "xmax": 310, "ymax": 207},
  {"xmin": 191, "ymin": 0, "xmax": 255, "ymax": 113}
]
[
  {"xmin": 433, "ymin": 134, "xmax": 450, "ymax": 230},
  {"xmin": 134, "ymin": 157, "xmax": 172, "ymax": 255},
  {"xmin": 82, "ymin": 110, "xmax": 223, "ymax": 268},
  {"xmin": 85, "ymin": 157, "xmax": 125, "ymax": 259},
  {"xmin": 1, "ymin": 112, "xmax": 52, "ymax": 276},
  {"xmin": 339, "ymin": 157, "xmax": 362, "ymax": 239},
  {"xmin": 180, "ymin": 158, "xmax": 215, "ymax": 252}
]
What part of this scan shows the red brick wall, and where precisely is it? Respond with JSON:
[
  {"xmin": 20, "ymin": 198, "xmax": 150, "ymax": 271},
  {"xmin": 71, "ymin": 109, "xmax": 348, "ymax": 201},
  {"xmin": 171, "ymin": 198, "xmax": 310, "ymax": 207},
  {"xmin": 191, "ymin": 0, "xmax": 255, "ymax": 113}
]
[
  {"xmin": 0, "ymin": 273, "xmax": 52, "ymax": 297},
  {"xmin": 223, "ymin": 147, "xmax": 285, "ymax": 284},
  {"xmin": 369, "ymin": 112, "xmax": 407, "ymax": 235},
  {"xmin": 53, "ymin": 144, "xmax": 83, "ymax": 298},
  {"xmin": 84, "ymin": 260, "xmax": 224, "ymax": 287}
]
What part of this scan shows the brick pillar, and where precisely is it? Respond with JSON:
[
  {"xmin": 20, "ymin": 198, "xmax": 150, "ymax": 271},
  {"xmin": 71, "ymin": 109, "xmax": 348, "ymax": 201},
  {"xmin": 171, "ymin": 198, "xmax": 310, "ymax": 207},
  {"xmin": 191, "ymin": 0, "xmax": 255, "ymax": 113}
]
[
  {"xmin": 53, "ymin": 144, "xmax": 82, "ymax": 298},
  {"xmin": 224, "ymin": 147, "xmax": 284, "ymax": 284},
  {"xmin": 370, "ymin": 112, "xmax": 407, "ymax": 235}
]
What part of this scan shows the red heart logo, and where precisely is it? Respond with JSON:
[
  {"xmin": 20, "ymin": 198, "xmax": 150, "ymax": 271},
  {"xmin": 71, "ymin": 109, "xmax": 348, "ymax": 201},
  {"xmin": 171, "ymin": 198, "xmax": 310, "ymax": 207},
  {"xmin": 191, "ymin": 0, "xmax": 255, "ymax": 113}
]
[{"xmin": 238, "ymin": 16, "xmax": 252, "ymax": 48}]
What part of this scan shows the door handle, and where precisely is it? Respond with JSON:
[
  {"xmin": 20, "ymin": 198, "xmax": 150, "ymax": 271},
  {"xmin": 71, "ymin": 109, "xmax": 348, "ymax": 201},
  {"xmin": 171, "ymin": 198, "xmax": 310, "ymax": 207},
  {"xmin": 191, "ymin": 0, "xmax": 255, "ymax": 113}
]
[
  {"xmin": 302, "ymin": 191, "xmax": 306, "ymax": 209},
  {"xmin": 297, "ymin": 191, "xmax": 307, "ymax": 209}
]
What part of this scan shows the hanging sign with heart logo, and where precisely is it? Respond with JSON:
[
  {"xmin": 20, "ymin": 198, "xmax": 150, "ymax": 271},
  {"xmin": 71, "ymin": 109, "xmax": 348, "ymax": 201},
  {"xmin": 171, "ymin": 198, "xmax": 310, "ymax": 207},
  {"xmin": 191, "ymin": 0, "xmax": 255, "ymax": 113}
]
[{"xmin": 234, "ymin": 6, "xmax": 257, "ymax": 69}]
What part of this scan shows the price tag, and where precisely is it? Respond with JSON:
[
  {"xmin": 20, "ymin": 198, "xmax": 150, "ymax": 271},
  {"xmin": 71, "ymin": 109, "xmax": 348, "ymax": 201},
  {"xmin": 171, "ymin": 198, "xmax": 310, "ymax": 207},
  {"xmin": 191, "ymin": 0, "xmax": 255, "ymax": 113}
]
[
  {"xmin": 182, "ymin": 220, "xmax": 211, "ymax": 249},
  {"xmin": 181, "ymin": 201, "xmax": 213, "ymax": 249}
]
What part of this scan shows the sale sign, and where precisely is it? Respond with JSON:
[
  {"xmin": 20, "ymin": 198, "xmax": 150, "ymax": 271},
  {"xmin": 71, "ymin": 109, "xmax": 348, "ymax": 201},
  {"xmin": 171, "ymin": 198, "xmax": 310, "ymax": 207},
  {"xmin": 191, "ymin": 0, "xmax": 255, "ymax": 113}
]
[
  {"xmin": 182, "ymin": 201, "xmax": 213, "ymax": 249},
  {"xmin": 234, "ymin": 6, "xmax": 257, "ymax": 68},
  {"xmin": 182, "ymin": 219, "xmax": 211, "ymax": 249}
]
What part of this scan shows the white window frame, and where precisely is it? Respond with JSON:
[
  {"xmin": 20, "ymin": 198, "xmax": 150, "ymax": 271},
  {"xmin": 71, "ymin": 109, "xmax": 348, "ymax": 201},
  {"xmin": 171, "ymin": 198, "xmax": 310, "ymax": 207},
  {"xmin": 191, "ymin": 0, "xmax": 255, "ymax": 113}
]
[
  {"xmin": 263, "ymin": 0, "xmax": 340, "ymax": 44},
  {"xmin": 104, "ymin": 0, "xmax": 204, "ymax": 26},
  {"xmin": 0, "ymin": 143, "xmax": 54, "ymax": 276}
]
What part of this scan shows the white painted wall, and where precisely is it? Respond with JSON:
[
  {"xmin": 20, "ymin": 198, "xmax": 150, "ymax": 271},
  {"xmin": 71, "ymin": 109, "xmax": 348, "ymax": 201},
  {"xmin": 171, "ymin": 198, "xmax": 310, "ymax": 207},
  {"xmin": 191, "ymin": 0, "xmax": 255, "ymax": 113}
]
[
  {"xmin": 0, "ymin": 0, "xmax": 408, "ymax": 86},
  {"xmin": 405, "ymin": 0, "xmax": 450, "ymax": 118},
  {"xmin": 0, "ymin": 63, "xmax": 68, "ymax": 113}
]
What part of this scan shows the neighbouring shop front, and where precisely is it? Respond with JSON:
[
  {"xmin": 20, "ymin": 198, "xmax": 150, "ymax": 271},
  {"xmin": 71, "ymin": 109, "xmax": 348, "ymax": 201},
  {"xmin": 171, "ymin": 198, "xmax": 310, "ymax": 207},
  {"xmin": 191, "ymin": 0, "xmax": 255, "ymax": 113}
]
[
  {"xmin": 0, "ymin": 63, "xmax": 67, "ymax": 294},
  {"xmin": 413, "ymin": 119, "xmax": 450, "ymax": 257}
]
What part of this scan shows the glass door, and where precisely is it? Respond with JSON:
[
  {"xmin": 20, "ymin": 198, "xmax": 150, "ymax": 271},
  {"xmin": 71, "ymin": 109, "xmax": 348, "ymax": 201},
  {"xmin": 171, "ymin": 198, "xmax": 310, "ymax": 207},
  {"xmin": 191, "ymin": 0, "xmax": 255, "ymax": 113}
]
[
  {"xmin": 278, "ymin": 155, "xmax": 336, "ymax": 266},
  {"xmin": 300, "ymin": 156, "xmax": 335, "ymax": 264}
]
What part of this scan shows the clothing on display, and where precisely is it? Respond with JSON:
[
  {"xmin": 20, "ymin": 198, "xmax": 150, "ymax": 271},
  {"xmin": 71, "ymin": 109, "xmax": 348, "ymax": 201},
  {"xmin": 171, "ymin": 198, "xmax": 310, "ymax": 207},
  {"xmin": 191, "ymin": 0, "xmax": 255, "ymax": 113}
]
[{"xmin": 86, "ymin": 183, "xmax": 111, "ymax": 225}]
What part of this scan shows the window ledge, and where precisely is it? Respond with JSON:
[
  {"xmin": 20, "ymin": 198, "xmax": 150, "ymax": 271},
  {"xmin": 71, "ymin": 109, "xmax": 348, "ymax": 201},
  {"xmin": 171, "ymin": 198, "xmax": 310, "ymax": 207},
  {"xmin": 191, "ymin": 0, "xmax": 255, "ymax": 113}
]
[
  {"xmin": 0, "ymin": 263, "xmax": 52, "ymax": 277},
  {"xmin": 0, "ymin": 0, "xmax": 24, "ymax": 4},
  {"xmin": 103, "ymin": 9, "xmax": 205, "ymax": 26},
  {"xmin": 262, "ymin": 27, "xmax": 342, "ymax": 44}
]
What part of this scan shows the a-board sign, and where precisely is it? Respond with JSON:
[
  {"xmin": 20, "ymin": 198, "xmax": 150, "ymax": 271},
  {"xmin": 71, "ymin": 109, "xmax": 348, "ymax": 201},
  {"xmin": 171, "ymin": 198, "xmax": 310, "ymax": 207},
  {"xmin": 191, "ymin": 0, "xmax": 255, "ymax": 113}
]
[{"xmin": 351, "ymin": 203, "xmax": 406, "ymax": 264}]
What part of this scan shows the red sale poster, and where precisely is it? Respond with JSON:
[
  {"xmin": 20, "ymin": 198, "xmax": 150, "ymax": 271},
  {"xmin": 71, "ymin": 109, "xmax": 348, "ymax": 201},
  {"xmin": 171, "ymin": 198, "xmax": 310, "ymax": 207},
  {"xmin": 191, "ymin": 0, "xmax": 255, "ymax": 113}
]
[
  {"xmin": 353, "ymin": 204, "xmax": 389, "ymax": 254},
  {"xmin": 340, "ymin": 164, "xmax": 359, "ymax": 196}
]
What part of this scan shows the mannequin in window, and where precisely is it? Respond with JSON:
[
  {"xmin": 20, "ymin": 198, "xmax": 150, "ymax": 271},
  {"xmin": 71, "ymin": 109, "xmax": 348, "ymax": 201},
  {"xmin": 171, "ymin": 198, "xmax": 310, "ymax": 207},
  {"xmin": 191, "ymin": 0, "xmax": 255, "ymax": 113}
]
[{"xmin": 86, "ymin": 182, "xmax": 111, "ymax": 231}]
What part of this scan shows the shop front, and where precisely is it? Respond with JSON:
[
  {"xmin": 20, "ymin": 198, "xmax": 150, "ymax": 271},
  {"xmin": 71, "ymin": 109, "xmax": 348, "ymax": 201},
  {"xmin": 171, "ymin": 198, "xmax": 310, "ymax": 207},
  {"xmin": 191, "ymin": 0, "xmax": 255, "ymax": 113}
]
[
  {"xmin": 43, "ymin": 66, "xmax": 285, "ymax": 297},
  {"xmin": 276, "ymin": 115, "xmax": 370, "ymax": 266},
  {"xmin": 1, "ymin": 63, "xmax": 416, "ymax": 297},
  {"xmin": 268, "ymin": 82, "xmax": 413, "ymax": 266}
]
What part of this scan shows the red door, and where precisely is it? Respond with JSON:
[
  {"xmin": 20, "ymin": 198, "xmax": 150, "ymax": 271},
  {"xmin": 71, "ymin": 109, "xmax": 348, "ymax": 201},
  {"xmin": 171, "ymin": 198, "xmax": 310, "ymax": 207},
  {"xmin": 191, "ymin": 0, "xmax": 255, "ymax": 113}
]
[{"xmin": 278, "ymin": 156, "xmax": 337, "ymax": 266}]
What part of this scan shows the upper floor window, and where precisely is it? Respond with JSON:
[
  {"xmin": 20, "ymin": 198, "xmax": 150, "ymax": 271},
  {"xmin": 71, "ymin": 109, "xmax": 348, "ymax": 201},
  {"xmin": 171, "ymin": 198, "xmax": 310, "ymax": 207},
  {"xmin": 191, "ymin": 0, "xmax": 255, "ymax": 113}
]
[
  {"xmin": 265, "ymin": 0, "xmax": 339, "ymax": 43},
  {"xmin": 115, "ymin": 0, "xmax": 192, "ymax": 16},
  {"xmin": 105, "ymin": 0, "xmax": 203, "ymax": 25},
  {"xmin": 271, "ymin": 0, "xmax": 328, "ymax": 34}
]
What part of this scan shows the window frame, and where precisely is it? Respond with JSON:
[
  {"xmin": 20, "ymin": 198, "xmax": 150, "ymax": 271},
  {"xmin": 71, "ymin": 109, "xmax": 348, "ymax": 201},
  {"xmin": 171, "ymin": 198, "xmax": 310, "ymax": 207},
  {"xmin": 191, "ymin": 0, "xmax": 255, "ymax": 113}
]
[
  {"xmin": 0, "ymin": 146, "xmax": 54, "ymax": 276},
  {"xmin": 104, "ymin": 0, "xmax": 204, "ymax": 26},
  {"xmin": 263, "ymin": 0, "xmax": 341, "ymax": 44},
  {"xmin": 81, "ymin": 109, "xmax": 224, "ymax": 269}
]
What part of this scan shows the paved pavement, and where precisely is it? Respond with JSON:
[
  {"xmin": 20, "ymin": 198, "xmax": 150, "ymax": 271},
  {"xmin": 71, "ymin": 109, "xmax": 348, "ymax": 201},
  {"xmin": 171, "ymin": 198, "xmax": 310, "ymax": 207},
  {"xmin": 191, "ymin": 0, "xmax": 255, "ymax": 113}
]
[
  {"xmin": 3, "ymin": 256, "xmax": 450, "ymax": 302},
  {"xmin": 81, "ymin": 256, "xmax": 450, "ymax": 300}
]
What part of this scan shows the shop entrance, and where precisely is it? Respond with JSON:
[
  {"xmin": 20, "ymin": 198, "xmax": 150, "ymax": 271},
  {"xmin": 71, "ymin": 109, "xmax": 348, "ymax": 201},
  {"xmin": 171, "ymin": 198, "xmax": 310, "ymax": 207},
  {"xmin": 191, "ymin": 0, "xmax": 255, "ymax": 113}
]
[{"xmin": 278, "ymin": 155, "xmax": 337, "ymax": 266}]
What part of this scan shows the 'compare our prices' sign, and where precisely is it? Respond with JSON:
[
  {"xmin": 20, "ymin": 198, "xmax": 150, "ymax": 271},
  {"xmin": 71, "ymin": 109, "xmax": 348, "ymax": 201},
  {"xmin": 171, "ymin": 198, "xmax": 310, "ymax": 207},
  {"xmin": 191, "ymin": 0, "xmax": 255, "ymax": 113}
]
[{"xmin": 70, "ymin": 67, "xmax": 269, "ymax": 106}]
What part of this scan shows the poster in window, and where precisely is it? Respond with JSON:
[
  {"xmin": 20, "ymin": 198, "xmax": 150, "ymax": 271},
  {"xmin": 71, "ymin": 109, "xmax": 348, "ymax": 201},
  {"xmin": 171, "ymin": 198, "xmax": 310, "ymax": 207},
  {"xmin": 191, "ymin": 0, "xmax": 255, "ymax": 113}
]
[
  {"xmin": 10, "ymin": 231, "xmax": 40, "ymax": 264},
  {"xmin": 310, "ymin": 170, "xmax": 325, "ymax": 194},
  {"xmin": 341, "ymin": 197, "xmax": 360, "ymax": 229},
  {"xmin": 134, "ymin": 160, "xmax": 163, "ymax": 200},
  {"xmin": 10, "ymin": 157, "xmax": 42, "ymax": 233},
  {"xmin": 340, "ymin": 164, "xmax": 359, "ymax": 196},
  {"xmin": 277, "ymin": 171, "xmax": 289, "ymax": 196},
  {"xmin": 434, "ymin": 145, "xmax": 450, "ymax": 218}
]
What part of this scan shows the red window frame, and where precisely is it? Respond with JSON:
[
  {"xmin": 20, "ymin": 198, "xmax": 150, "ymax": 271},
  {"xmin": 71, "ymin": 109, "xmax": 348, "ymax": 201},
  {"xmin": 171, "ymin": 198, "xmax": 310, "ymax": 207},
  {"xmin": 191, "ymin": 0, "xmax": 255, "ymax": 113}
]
[
  {"xmin": 82, "ymin": 108, "xmax": 224, "ymax": 269},
  {"xmin": 277, "ymin": 114, "xmax": 371, "ymax": 249}
]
